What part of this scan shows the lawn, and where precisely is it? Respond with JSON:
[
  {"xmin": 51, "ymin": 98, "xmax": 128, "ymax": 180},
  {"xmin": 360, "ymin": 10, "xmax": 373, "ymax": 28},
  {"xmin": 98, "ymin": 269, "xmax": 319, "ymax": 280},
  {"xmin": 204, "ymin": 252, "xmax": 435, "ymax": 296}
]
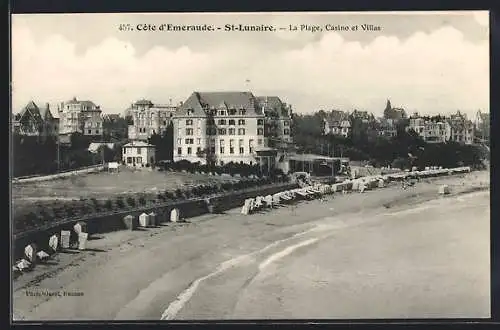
[{"xmin": 12, "ymin": 167, "xmax": 238, "ymax": 214}]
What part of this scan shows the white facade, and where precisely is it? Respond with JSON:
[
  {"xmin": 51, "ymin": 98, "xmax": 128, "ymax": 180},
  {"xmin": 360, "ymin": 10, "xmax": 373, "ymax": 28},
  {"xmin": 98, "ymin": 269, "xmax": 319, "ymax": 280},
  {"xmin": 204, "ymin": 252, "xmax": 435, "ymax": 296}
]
[
  {"xmin": 409, "ymin": 117, "xmax": 449, "ymax": 143},
  {"xmin": 173, "ymin": 92, "xmax": 291, "ymax": 166},
  {"xmin": 122, "ymin": 141, "xmax": 156, "ymax": 166},
  {"xmin": 324, "ymin": 119, "xmax": 351, "ymax": 137},
  {"xmin": 174, "ymin": 110, "xmax": 265, "ymax": 165},
  {"xmin": 323, "ymin": 110, "xmax": 351, "ymax": 138},
  {"xmin": 409, "ymin": 113, "xmax": 474, "ymax": 145}
]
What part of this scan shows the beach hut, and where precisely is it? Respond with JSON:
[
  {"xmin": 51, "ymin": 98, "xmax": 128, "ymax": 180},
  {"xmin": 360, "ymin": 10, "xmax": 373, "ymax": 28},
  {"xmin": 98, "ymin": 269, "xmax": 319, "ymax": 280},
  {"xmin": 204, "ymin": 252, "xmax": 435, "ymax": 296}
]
[
  {"xmin": 148, "ymin": 211, "xmax": 157, "ymax": 226},
  {"xmin": 73, "ymin": 221, "xmax": 88, "ymax": 235},
  {"xmin": 15, "ymin": 259, "xmax": 32, "ymax": 272},
  {"xmin": 170, "ymin": 208, "xmax": 180, "ymax": 222},
  {"xmin": 24, "ymin": 243, "xmax": 37, "ymax": 263},
  {"xmin": 48, "ymin": 234, "xmax": 59, "ymax": 253},
  {"xmin": 78, "ymin": 233, "xmax": 88, "ymax": 250},
  {"xmin": 241, "ymin": 198, "xmax": 252, "ymax": 215},
  {"xmin": 36, "ymin": 251, "xmax": 50, "ymax": 262},
  {"xmin": 61, "ymin": 230, "xmax": 71, "ymax": 249},
  {"xmin": 139, "ymin": 212, "xmax": 149, "ymax": 227},
  {"xmin": 123, "ymin": 215, "xmax": 136, "ymax": 230},
  {"xmin": 254, "ymin": 196, "xmax": 264, "ymax": 210},
  {"xmin": 438, "ymin": 185, "xmax": 450, "ymax": 195},
  {"xmin": 264, "ymin": 195, "xmax": 273, "ymax": 208}
]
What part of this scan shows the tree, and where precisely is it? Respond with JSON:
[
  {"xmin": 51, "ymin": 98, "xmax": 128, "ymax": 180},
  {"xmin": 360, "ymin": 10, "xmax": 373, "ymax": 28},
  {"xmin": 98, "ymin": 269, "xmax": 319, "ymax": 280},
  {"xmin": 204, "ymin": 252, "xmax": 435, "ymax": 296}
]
[{"xmin": 148, "ymin": 123, "xmax": 174, "ymax": 161}]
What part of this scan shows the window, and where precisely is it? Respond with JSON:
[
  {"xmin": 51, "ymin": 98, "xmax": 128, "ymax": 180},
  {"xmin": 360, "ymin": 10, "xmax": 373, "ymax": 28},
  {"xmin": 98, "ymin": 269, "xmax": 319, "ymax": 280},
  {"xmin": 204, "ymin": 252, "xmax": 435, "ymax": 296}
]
[
  {"xmin": 257, "ymin": 119, "xmax": 264, "ymax": 125},
  {"xmin": 230, "ymin": 140, "xmax": 235, "ymax": 154},
  {"xmin": 238, "ymin": 119, "xmax": 246, "ymax": 125},
  {"xmin": 177, "ymin": 138, "xmax": 182, "ymax": 145},
  {"xmin": 197, "ymin": 147, "xmax": 201, "ymax": 154},
  {"xmin": 257, "ymin": 128, "xmax": 264, "ymax": 135},
  {"xmin": 239, "ymin": 147, "xmax": 244, "ymax": 154},
  {"xmin": 185, "ymin": 138, "xmax": 194, "ymax": 144},
  {"xmin": 197, "ymin": 138, "xmax": 201, "ymax": 145},
  {"xmin": 258, "ymin": 139, "xmax": 263, "ymax": 145},
  {"xmin": 177, "ymin": 147, "xmax": 182, "ymax": 155},
  {"xmin": 220, "ymin": 139, "xmax": 225, "ymax": 147},
  {"xmin": 186, "ymin": 119, "xmax": 193, "ymax": 125},
  {"xmin": 284, "ymin": 129, "xmax": 290, "ymax": 135},
  {"xmin": 88, "ymin": 129, "xmax": 91, "ymax": 134},
  {"xmin": 178, "ymin": 128, "xmax": 182, "ymax": 136},
  {"xmin": 219, "ymin": 110, "xmax": 226, "ymax": 116},
  {"xmin": 229, "ymin": 119, "xmax": 235, "ymax": 125},
  {"xmin": 163, "ymin": 120, "xmax": 167, "ymax": 125},
  {"xmin": 238, "ymin": 128, "xmax": 245, "ymax": 135},
  {"xmin": 186, "ymin": 128, "xmax": 193, "ymax": 135},
  {"xmin": 220, "ymin": 146, "xmax": 225, "ymax": 154},
  {"xmin": 136, "ymin": 157, "xmax": 142, "ymax": 164},
  {"xmin": 96, "ymin": 130, "xmax": 99, "ymax": 134},
  {"xmin": 210, "ymin": 146, "xmax": 215, "ymax": 154},
  {"xmin": 239, "ymin": 109, "xmax": 246, "ymax": 116},
  {"xmin": 187, "ymin": 147, "xmax": 192, "ymax": 155},
  {"xmin": 218, "ymin": 119, "xmax": 227, "ymax": 125},
  {"xmin": 249, "ymin": 139, "xmax": 254, "ymax": 153},
  {"xmin": 218, "ymin": 128, "xmax": 227, "ymax": 135},
  {"xmin": 229, "ymin": 128, "xmax": 235, "ymax": 135},
  {"xmin": 210, "ymin": 138, "xmax": 216, "ymax": 145},
  {"xmin": 197, "ymin": 127, "xmax": 201, "ymax": 136},
  {"xmin": 284, "ymin": 120, "xmax": 290, "ymax": 126}
]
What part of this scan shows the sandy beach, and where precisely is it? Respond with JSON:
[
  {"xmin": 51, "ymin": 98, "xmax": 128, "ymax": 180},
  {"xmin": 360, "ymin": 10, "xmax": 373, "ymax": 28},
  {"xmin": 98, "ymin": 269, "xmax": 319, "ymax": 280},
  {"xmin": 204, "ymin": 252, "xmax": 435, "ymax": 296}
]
[{"xmin": 12, "ymin": 170, "xmax": 490, "ymax": 321}]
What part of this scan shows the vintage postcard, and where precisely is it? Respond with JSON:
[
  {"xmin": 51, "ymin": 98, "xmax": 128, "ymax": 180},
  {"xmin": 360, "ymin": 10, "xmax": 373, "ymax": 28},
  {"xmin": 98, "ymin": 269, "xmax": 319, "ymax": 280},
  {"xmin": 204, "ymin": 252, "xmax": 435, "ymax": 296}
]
[{"xmin": 11, "ymin": 11, "xmax": 490, "ymax": 322}]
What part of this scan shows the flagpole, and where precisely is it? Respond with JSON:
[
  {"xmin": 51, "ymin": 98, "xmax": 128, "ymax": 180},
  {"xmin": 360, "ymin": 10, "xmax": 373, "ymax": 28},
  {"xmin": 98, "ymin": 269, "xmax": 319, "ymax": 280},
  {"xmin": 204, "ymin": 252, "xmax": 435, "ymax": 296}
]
[{"xmin": 245, "ymin": 79, "xmax": 251, "ymax": 92}]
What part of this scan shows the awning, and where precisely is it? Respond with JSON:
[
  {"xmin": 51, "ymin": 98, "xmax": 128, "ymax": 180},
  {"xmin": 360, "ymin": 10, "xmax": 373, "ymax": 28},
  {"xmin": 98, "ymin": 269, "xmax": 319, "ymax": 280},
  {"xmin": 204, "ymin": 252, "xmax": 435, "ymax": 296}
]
[{"xmin": 287, "ymin": 153, "xmax": 349, "ymax": 162}]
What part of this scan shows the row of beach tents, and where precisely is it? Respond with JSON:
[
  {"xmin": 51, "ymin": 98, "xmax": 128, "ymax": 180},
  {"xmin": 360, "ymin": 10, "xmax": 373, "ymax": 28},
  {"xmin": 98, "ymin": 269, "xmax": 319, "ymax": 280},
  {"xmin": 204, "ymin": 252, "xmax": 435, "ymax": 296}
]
[{"xmin": 240, "ymin": 166, "xmax": 472, "ymax": 215}]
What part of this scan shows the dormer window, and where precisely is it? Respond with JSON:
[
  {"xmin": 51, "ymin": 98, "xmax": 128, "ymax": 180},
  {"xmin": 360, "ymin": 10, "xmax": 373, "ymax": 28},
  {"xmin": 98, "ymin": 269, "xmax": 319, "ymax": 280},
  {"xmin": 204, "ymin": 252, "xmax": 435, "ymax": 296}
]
[{"xmin": 239, "ymin": 109, "xmax": 246, "ymax": 116}]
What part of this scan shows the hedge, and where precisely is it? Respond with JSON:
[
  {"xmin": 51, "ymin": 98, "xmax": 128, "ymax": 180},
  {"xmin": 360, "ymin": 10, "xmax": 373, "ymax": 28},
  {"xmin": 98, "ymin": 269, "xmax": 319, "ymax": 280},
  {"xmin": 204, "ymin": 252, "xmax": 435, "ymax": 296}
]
[{"xmin": 13, "ymin": 175, "xmax": 290, "ymax": 235}]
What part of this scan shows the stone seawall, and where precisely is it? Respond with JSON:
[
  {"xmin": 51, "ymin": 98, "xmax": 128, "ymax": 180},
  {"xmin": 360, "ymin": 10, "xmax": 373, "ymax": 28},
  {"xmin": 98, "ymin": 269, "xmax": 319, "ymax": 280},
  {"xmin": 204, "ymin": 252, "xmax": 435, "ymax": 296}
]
[{"xmin": 13, "ymin": 182, "xmax": 298, "ymax": 260}]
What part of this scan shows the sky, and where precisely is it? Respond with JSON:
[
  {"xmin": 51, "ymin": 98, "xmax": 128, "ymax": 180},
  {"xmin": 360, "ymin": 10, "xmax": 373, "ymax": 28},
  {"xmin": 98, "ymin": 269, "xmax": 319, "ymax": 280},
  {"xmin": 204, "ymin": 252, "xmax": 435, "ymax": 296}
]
[{"xmin": 11, "ymin": 11, "xmax": 489, "ymax": 118}]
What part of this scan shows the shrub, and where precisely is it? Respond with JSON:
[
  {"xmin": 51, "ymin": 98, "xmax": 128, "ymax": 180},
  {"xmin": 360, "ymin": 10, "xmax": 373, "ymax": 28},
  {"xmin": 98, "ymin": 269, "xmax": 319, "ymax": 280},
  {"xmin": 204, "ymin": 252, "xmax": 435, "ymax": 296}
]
[
  {"xmin": 53, "ymin": 206, "xmax": 66, "ymax": 219},
  {"xmin": 156, "ymin": 192, "xmax": 166, "ymax": 202},
  {"xmin": 115, "ymin": 197, "xmax": 126, "ymax": 209},
  {"xmin": 391, "ymin": 157, "xmax": 409, "ymax": 170},
  {"xmin": 90, "ymin": 197, "xmax": 101, "ymax": 211},
  {"xmin": 164, "ymin": 191, "xmax": 175, "ymax": 199},
  {"xmin": 64, "ymin": 204, "xmax": 77, "ymax": 217},
  {"xmin": 174, "ymin": 188, "xmax": 183, "ymax": 199},
  {"xmin": 138, "ymin": 195, "xmax": 147, "ymax": 206},
  {"xmin": 126, "ymin": 196, "xmax": 136, "ymax": 208},
  {"xmin": 24, "ymin": 212, "xmax": 38, "ymax": 228},
  {"xmin": 104, "ymin": 199, "xmax": 113, "ymax": 211}
]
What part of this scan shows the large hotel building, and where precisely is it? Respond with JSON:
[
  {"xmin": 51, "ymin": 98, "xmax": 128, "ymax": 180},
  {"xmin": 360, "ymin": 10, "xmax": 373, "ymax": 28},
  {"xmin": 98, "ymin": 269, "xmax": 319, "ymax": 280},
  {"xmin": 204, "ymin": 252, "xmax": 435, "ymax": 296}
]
[{"xmin": 173, "ymin": 91, "xmax": 292, "ymax": 166}]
